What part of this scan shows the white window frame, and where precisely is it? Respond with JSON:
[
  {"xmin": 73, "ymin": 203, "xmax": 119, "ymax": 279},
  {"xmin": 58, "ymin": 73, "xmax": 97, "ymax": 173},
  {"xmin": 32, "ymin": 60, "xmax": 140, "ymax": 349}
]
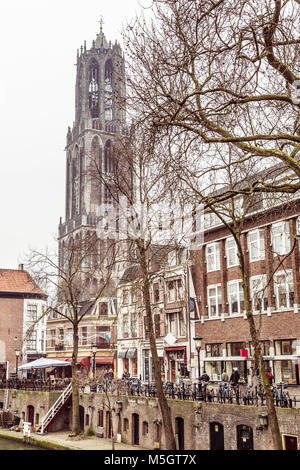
[
  {"xmin": 207, "ymin": 284, "xmax": 222, "ymax": 318},
  {"xmin": 167, "ymin": 312, "xmax": 177, "ymax": 336},
  {"xmin": 248, "ymin": 229, "xmax": 265, "ymax": 262},
  {"xmin": 206, "ymin": 242, "xmax": 220, "ymax": 272},
  {"xmin": 271, "ymin": 221, "xmax": 290, "ymax": 256},
  {"xmin": 177, "ymin": 311, "xmax": 186, "ymax": 337},
  {"xmin": 274, "ymin": 270, "xmax": 294, "ymax": 310},
  {"xmin": 227, "ymin": 279, "xmax": 244, "ymax": 315},
  {"xmin": 250, "ymin": 275, "xmax": 268, "ymax": 312},
  {"xmin": 226, "ymin": 237, "xmax": 239, "ymax": 267}
]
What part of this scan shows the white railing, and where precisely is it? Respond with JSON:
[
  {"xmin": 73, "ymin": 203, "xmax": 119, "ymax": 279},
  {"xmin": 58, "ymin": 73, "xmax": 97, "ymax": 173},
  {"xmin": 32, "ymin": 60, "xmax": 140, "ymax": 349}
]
[
  {"xmin": 38, "ymin": 382, "xmax": 72, "ymax": 434},
  {"xmin": 3, "ymin": 389, "xmax": 9, "ymax": 410}
]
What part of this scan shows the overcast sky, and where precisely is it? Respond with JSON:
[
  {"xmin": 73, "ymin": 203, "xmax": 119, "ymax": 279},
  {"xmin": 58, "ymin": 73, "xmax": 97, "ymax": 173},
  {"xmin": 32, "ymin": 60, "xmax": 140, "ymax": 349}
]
[{"xmin": 0, "ymin": 0, "xmax": 145, "ymax": 269}]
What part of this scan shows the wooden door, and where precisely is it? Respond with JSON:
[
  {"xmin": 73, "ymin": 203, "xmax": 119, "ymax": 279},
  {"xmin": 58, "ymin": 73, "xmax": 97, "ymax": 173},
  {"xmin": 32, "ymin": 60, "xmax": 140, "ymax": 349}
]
[{"xmin": 210, "ymin": 422, "xmax": 224, "ymax": 450}]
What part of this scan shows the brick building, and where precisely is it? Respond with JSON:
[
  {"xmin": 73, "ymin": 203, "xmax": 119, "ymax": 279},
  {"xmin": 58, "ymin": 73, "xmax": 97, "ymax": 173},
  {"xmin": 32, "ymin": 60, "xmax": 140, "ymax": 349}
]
[
  {"xmin": 117, "ymin": 248, "xmax": 193, "ymax": 382},
  {"xmin": 46, "ymin": 297, "xmax": 117, "ymax": 377},
  {"xmin": 0, "ymin": 265, "xmax": 47, "ymax": 378},
  {"xmin": 190, "ymin": 195, "xmax": 300, "ymax": 386}
]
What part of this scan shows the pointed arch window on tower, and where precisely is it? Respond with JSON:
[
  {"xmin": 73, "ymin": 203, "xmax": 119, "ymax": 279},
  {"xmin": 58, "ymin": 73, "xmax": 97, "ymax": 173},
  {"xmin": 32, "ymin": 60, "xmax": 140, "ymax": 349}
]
[
  {"xmin": 104, "ymin": 140, "xmax": 114, "ymax": 174},
  {"xmin": 88, "ymin": 60, "xmax": 99, "ymax": 118},
  {"xmin": 104, "ymin": 59, "xmax": 113, "ymax": 121}
]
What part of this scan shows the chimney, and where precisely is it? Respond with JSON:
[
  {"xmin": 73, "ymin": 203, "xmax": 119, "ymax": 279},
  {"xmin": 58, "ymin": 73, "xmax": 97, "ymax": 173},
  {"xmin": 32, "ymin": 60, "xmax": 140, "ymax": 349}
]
[{"xmin": 18, "ymin": 264, "xmax": 24, "ymax": 271}]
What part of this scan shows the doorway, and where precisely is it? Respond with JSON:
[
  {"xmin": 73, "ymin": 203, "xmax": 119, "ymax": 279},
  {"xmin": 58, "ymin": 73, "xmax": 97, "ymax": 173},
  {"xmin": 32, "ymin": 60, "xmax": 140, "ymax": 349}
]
[
  {"xmin": 283, "ymin": 434, "xmax": 298, "ymax": 450},
  {"xmin": 210, "ymin": 422, "xmax": 224, "ymax": 450},
  {"xmin": 106, "ymin": 411, "xmax": 112, "ymax": 439},
  {"xmin": 27, "ymin": 405, "xmax": 34, "ymax": 427},
  {"xmin": 132, "ymin": 413, "xmax": 139, "ymax": 445},
  {"xmin": 175, "ymin": 417, "xmax": 184, "ymax": 450},
  {"xmin": 236, "ymin": 425, "xmax": 253, "ymax": 450},
  {"xmin": 79, "ymin": 406, "xmax": 84, "ymax": 432}
]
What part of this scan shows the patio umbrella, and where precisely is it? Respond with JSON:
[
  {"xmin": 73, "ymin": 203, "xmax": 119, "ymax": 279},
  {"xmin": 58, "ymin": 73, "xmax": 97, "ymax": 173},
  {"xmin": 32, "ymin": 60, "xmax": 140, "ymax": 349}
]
[{"xmin": 18, "ymin": 357, "xmax": 71, "ymax": 370}]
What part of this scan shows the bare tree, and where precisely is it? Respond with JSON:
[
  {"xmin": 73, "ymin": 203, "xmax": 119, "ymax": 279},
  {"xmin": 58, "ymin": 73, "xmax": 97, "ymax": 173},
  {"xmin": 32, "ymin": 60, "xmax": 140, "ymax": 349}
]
[
  {"xmin": 122, "ymin": 0, "xmax": 300, "ymax": 449},
  {"xmin": 124, "ymin": 0, "xmax": 300, "ymax": 197},
  {"xmin": 88, "ymin": 123, "xmax": 194, "ymax": 449},
  {"xmin": 24, "ymin": 232, "xmax": 116, "ymax": 435}
]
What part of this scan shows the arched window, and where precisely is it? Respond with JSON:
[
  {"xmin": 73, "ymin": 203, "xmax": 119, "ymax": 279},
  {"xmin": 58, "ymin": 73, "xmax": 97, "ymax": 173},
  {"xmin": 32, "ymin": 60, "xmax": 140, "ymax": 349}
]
[
  {"xmin": 104, "ymin": 140, "xmax": 113, "ymax": 173},
  {"xmin": 104, "ymin": 59, "xmax": 113, "ymax": 121},
  {"xmin": 88, "ymin": 59, "xmax": 99, "ymax": 118}
]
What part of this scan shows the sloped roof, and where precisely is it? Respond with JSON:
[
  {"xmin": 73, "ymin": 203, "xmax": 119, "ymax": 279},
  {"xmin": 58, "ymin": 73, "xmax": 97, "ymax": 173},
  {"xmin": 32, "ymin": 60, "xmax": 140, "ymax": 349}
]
[{"xmin": 0, "ymin": 269, "xmax": 46, "ymax": 296}]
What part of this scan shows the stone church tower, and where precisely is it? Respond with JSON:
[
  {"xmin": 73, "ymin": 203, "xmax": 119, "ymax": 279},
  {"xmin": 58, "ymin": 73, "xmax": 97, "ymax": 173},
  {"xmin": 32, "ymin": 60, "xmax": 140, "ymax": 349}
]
[{"xmin": 58, "ymin": 23, "xmax": 128, "ymax": 298}]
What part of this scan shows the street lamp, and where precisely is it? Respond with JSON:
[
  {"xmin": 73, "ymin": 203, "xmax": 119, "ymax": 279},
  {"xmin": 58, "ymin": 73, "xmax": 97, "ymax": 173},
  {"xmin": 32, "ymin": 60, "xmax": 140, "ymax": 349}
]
[
  {"xmin": 91, "ymin": 344, "xmax": 97, "ymax": 381},
  {"xmin": 15, "ymin": 349, "xmax": 20, "ymax": 382},
  {"xmin": 194, "ymin": 337, "xmax": 202, "ymax": 398}
]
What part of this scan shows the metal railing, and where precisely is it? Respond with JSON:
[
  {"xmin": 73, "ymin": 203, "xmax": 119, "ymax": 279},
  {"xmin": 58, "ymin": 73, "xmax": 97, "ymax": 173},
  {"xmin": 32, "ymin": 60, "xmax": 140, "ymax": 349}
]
[
  {"xmin": 0, "ymin": 378, "xmax": 71, "ymax": 392},
  {"xmin": 1, "ymin": 377, "xmax": 298, "ymax": 409}
]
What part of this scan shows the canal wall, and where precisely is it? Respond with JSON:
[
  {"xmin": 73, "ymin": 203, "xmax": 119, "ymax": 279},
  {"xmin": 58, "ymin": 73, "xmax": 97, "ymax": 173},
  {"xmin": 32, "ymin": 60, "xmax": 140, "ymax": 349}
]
[{"xmin": 1, "ymin": 389, "xmax": 300, "ymax": 449}]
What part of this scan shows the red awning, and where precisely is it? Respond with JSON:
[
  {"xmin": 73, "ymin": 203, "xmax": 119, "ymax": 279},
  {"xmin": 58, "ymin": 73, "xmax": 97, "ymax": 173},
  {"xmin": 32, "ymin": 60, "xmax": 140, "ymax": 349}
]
[
  {"xmin": 164, "ymin": 346, "xmax": 187, "ymax": 363},
  {"xmin": 95, "ymin": 357, "xmax": 114, "ymax": 365},
  {"xmin": 63, "ymin": 357, "xmax": 90, "ymax": 370}
]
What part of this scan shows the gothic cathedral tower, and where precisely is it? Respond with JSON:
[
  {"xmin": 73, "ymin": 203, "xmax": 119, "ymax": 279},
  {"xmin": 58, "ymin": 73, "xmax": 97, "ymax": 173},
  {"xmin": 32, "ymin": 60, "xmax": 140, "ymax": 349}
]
[{"xmin": 58, "ymin": 23, "xmax": 127, "ymax": 297}]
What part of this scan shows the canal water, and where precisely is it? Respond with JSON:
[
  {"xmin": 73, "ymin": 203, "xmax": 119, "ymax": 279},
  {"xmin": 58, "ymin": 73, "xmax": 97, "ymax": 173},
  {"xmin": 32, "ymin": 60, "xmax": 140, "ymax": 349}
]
[{"xmin": 0, "ymin": 437, "xmax": 44, "ymax": 450}]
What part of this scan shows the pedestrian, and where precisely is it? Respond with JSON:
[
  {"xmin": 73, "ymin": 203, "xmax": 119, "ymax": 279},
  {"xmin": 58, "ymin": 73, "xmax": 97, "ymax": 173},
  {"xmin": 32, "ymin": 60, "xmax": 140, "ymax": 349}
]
[
  {"xmin": 200, "ymin": 371, "xmax": 210, "ymax": 382},
  {"xmin": 230, "ymin": 368, "xmax": 240, "ymax": 385},
  {"xmin": 221, "ymin": 369, "xmax": 229, "ymax": 382},
  {"xmin": 267, "ymin": 370, "xmax": 274, "ymax": 384}
]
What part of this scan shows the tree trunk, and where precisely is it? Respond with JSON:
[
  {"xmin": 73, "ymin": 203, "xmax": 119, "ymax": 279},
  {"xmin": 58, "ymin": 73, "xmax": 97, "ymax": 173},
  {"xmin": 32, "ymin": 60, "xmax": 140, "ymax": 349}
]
[
  {"xmin": 71, "ymin": 322, "xmax": 81, "ymax": 435},
  {"xmin": 139, "ymin": 245, "xmax": 177, "ymax": 450},
  {"xmin": 238, "ymin": 240, "xmax": 283, "ymax": 450}
]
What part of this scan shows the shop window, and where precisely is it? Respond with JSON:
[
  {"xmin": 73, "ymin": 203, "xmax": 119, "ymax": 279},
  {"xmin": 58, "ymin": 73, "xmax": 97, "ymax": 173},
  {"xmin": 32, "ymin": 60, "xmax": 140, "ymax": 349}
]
[
  {"xmin": 274, "ymin": 360, "xmax": 297, "ymax": 385},
  {"xmin": 205, "ymin": 361, "xmax": 222, "ymax": 381},
  {"xmin": 131, "ymin": 358, "xmax": 138, "ymax": 377}
]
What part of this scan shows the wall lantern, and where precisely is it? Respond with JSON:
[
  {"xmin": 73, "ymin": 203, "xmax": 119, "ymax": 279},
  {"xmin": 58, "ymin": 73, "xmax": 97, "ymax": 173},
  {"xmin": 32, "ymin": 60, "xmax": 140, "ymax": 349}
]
[
  {"xmin": 259, "ymin": 413, "xmax": 268, "ymax": 428},
  {"xmin": 116, "ymin": 401, "xmax": 122, "ymax": 411}
]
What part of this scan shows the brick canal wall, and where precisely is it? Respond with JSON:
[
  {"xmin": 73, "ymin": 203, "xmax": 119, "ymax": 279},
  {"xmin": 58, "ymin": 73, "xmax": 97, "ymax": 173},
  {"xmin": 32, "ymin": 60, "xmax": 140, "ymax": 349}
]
[{"xmin": 1, "ymin": 389, "xmax": 300, "ymax": 449}]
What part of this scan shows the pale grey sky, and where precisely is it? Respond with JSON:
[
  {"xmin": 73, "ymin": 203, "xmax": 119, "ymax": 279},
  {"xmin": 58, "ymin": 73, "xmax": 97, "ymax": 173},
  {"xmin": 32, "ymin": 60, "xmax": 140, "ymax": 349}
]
[{"xmin": 0, "ymin": 0, "xmax": 143, "ymax": 269}]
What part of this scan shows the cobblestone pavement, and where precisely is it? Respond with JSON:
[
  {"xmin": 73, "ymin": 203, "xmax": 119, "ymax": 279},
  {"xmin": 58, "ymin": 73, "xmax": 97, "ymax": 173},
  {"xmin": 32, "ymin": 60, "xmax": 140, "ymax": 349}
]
[{"xmin": 0, "ymin": 429, "xmax": 147, "ymax": 450}]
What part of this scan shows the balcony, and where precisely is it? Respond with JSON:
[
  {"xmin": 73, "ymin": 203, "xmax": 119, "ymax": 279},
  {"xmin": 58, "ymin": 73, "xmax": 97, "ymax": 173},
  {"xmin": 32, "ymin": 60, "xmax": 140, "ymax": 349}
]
[
  {"xmin": 95, "ymin": 342, "xmax": 116, "ymax": 350},
  {"xmin": 55, "ymin": 344, "xmax": 65, "ymax": 351}
]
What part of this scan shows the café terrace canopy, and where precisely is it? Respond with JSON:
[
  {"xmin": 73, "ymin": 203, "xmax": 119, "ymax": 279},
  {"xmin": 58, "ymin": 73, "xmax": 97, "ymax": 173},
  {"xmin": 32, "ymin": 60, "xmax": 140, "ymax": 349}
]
[{"xmin": 18, "ymin": 358, "xmax": 71, "ymax": 370}]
